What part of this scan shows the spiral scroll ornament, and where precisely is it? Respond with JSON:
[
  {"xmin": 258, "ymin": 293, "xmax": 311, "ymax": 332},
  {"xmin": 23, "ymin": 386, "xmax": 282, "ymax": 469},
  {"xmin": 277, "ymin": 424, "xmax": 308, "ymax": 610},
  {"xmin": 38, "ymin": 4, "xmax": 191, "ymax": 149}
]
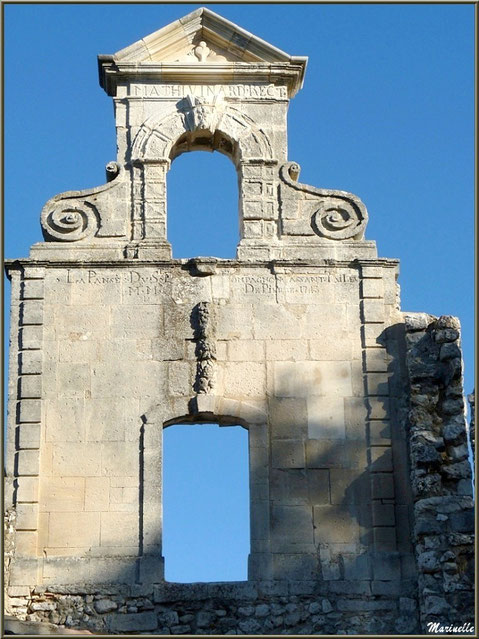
[
  {"xmin": 311, "ymin": 198, "xmax": 367, "ymax": 240},
  {"xmin": 41, "ymin": 202, "xmax": 100, "ymax": 242}
]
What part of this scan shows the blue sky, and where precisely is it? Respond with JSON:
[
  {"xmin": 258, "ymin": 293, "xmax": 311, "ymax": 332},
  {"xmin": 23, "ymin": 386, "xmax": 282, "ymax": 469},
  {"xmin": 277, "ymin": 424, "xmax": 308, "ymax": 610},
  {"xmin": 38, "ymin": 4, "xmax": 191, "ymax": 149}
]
[{"xmin": 4, "ymin": 3, "xmax": 475, "ymax": 582}]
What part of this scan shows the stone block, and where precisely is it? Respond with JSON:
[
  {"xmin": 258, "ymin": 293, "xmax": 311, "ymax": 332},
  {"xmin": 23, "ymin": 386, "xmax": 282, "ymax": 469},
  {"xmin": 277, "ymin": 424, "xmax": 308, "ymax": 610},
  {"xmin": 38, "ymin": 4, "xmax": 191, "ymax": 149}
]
[
  {"xmin": 313, "ymin": 504, "xmax": 360, "ymax": 544},
  {"xmin": 111, "ymin": 305, "xmax": 162, "ymax": 338},
  {"xmin": 19, "ymin": 375, "xmax": 42, "ymax": 399},
  {"xmin": 361, "ymin": 323, "xmax": 386, "ymax": 348},
  {"xmin": 369, "ymin": 420, "xmax": 392, "ymax": 443},
  {"xmin": 271, "ymin": 504, "xmax": 314, "ymax": 545},
  {"xmin": 270, "ymin": 397, "xmax": 308, "ymax": 439},
  {"xmin": 16, "ymin": 477, "xmax": 39, "ymax": 502},
  {"xmin": 361, "ymin": 266, "xmax": 383, "ymax": 279},
  {"xmin": 449, "ymin": 510, "xmax": 474, "ymax": 533},
  {"xmin": 55, "ymin": 305, "xmax": 110, "ymax": 338},
  {"xmin": 16, "ymin": 449, "xmax": 39, "ymax": 476},
  {"xmin": 58, "ymin": 338, "xmax": 98, "ymax": 364},
  {"xmin": 168, "ymin": 360, "xmax": 193, "ymax": 396},
  {"xmin": 371, "ymin": 580, "xmax": 402, "ymax": 596},
  {"xmin": 20, "ymin": 301, "xmax": 44, "ymax": 325},
  {"xmin": 101, "ymin": 512, "xmax": 139, "ymax": 546},
  {"xmin": 228, "ymin": 339, "xmax": 265, "ymax": 361},
  {"xmin": 307, "ymin": 396, "xmax": 345, "ymax": 439},
  {"xmin": 15, "ymin": 531, "xmax": 38, "ymax": 556},
  {"xmin": 337, "ymin": 598, "xmax": 397, "ymax": 611},
  {"xmin": 19, "ymin": 326, "xmax": 43, "ymax": 350},
  {"xmin": 21, "ymin": 279, "xmax": 45, "ymax": 300},
  {"xmin": 16, "ymin": 503, "xmax": 39, "ymax": 530},
  {"xmin": 101, "ymin": 442, "xmax": 138, "ymax": 477},
  {"xmin": 84, "ymin": 477, "xmax": 110, "ymax": 513},
  {"xmin": 39, "ymin": 477, "xmax": 85, "ymax": 512},
  {"xmin": 17, "ymin": 424, "xmax": 41, "ymax": 449},
  {"xmin": 271, "ymin": 440, "xmax": 305, "ymax": 469},
  {"xmin": 371, "ymin": 473, "xmax": 395, "ymax": 499},
  {"xmin": 42, "ymin": 556, "xmax": 136, "ymax": 584},
  {"xmin": 330, "ymin": 469, "xmax": 370, "ymax": 505},
  {"xmin": 372, "ymin": 527, "xmax": 397, "ymax": 551},
  {"xmin": 91, "ymin": 360, "xmax": 165, "ymax": 399},
  {"xmin": 366, "ymin": 372, "xmax": 390, "ymax": 396},
  {"xmin": 45, "ymin": 398, "xmax": 85, "ymax": 443},
  {"xmin": 18, "ymin": 399, "xmax": 42, "ymax": 423},
  {"xmin": 307, "ymin": 469, "xmax": 331, "ymax": 505},
  {"xmin": 23, "ymin": 267, "xmax": 45, "ymax": 279},
  {"xmin": 370, "ymin": 446, "xmax": 393, "ymax": 471},
  {"xmin": 361, "ymin": 278, "xmax": 384, "ymax": 299},
  {"xmin": 271, "ymin": 468, "xmax": 309, "ymax": 504},
  {"xmin": 272, "ymin": 553, "xmax": 317, "ymax": 581},
  {"xmin": 56, "ymin": 362, "xmax": 91, "ymax": 397},
  {"xmin": 274, "ymin": 361, "xmax": 352, "ymax": 399},
  {"xmin": 265, "ymin": 339, "xmax": 308, "ymax": 361},
  {"xmin": 217, "ymin": 305, "xmax": 254, "ymax": 340},
  {"xmin": 372, "ymin": 502, "xmax": 396, "ymax": 526},
  {"xmin": 309, "ymin": 336, "xmax": 352, "ymax": 361},
  {"xmin": 364, "ymin": 348, "xmax": 389, "ymax": 372},
  {"xmin": 371, "ymin": 552, "xmax": 401, "ymax": 580},
  {"xmin": 52, "ymin": 443, "xmax": 101, "ymax": 476},
  {"xmin": 361, "ymin": 300, "xmax": 385, "ymax": 323},
  {"xmin": 306, "ymin": 439, "xmax": 367, "ymax": 469},
  {"xmin": 341, "ymin": 552, "xmax": 372, "ymax": 580},
  {"xmin": 344, "ymin": 397, "xmax": 368, "ymax": 439},
  {"xmin": 328, "ymin": 580, "xmax": 372, "ymax": 595},
  {"xmin": 319, "ymin": 547, "xmax": 341, "ymax": 581},
  {"xmin": 224, "ymin": 361, "xmax": 266, "ymax": 398},
  {"xmin": 367, "ymin": 397, "xmax": 390, "ymax": 419},
  {"xmin": 48, "ymin": 512, "xmax": 100, "ymax": 548},
  {"xmin": 9, "ymin": 558, "xmax": 39, "ymax": 585},
  {"xmin": 19, "ymin": 351, "xmax": 43, "ymax": 375}
]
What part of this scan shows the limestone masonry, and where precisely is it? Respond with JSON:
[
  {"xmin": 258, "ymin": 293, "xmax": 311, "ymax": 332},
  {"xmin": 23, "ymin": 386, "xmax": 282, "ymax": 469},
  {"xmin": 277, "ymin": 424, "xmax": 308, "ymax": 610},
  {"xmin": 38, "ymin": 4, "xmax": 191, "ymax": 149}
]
[{"xmin": 4, "ymin": 8, "xmax": 474, "ymax": 635}]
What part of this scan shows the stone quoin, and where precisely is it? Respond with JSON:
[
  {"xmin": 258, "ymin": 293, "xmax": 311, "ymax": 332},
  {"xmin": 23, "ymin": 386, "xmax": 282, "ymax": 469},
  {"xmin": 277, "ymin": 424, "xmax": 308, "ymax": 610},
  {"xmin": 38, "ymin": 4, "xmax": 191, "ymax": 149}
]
[{"xmin": 4, "ymin": 7, "xmax": 474, "ymax": 636}]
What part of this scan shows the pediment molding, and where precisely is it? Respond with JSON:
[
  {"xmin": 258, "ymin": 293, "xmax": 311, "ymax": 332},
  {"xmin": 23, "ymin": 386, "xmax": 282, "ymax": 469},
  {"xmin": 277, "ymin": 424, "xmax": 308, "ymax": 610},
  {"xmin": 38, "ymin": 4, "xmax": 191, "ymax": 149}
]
[{"xmin": 98, "ymin": 7, "xmax": 307, "ymax": 98}]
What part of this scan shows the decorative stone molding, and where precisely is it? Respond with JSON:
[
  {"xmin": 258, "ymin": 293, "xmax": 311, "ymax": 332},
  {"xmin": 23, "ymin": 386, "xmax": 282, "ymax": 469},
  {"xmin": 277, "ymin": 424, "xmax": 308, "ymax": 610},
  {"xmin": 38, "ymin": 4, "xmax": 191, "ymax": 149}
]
[
  {"xmin": 192, "ymin": 301, "xmax": 217, "ymax": 394},
  {"xmin": 279, "ymin": 162, "xmax": 368, "ymax": 241},
  {"xmin": 182, "ymin": 93, "xmax": 226, "ymax": 132},
  {"xmin": 40, "ymin": 162, "xmax": 125, "ymax": 242},
  {"xmin": 131, "ymin": 106, "xmax": 273, "ymax": 163}
]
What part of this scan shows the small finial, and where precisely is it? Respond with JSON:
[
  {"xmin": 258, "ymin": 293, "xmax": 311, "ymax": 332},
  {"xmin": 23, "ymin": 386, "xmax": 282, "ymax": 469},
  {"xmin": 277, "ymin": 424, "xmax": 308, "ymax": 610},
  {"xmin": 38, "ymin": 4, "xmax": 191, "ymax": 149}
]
[{"xmin": 194, "ymin": 41, "xmax": 210, "ymax": 62}]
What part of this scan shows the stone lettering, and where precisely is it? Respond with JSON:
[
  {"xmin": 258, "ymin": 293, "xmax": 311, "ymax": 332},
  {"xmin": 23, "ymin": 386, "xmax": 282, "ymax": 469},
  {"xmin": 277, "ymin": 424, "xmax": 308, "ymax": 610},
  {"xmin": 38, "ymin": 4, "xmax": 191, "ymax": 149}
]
[{"xmin": 129, "ymin": 83, "xmax": 287, "ymax": 100}]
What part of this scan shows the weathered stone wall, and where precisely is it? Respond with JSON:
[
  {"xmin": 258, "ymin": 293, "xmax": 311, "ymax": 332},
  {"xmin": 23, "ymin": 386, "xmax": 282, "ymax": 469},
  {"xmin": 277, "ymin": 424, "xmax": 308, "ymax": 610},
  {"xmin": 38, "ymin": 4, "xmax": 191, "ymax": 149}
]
[
  {"xmin": 468, "ymin": 390, "xmax": 475, "ymax": 458},
  {"xmin": 4, "ymin": 7, "xmax": 474, "ymax": 636},
  {"xmin": 5, "ymin": 582, "xmax": 419, "ymax": 635},
  {"xmin": 404, "ymin": 313, "xmax": 474, "ymax": 632}
]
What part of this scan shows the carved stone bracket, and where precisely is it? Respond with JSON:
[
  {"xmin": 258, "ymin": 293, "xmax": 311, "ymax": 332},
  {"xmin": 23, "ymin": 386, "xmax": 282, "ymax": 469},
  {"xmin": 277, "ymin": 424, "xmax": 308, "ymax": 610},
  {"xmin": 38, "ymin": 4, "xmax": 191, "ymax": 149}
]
[
  {"xmin": 279, "ymin": 161, "xmax": 368, "ymax": 240},
  {"xmin": 40, "ymin": 162, "xmax": 123, "ymax": 242},
  {"xmin": 192, "ymin": 301, "xmax": 216, "ymax": 394}
]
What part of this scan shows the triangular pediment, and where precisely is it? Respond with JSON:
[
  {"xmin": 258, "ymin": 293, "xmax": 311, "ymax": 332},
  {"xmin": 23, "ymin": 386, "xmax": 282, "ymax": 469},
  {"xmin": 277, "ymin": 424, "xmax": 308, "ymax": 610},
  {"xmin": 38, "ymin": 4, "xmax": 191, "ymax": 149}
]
[{"xmin": 112, "ymin": 7, "xmax": 296, "ymax": 64}]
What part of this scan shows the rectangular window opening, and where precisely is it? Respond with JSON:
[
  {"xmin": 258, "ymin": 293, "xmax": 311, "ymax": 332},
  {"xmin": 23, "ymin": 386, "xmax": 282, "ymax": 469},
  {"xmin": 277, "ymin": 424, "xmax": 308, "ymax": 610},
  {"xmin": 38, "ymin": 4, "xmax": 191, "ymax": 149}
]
[{"xmin": 163, "ymin": 422, "xmax": 250, "ymax": 583}]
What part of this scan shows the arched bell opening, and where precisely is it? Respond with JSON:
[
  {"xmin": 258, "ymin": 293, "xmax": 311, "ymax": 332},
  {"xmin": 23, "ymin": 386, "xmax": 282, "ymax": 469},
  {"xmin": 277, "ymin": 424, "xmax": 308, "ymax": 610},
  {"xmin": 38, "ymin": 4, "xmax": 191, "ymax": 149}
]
[
  {"xmin": 169, "ymin": 129, "xmax": 240, "ymax": 167},
  {"xmin": 166, "ymin": 132, "xmax": 240, "ymax": 258}
]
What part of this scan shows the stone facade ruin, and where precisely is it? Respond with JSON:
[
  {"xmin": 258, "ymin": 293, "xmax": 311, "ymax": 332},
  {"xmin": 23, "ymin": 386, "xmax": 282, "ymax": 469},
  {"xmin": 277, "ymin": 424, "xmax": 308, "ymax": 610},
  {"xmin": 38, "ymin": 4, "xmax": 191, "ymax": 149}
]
[{"xmin": 4, "ymin": 8, "xmax": 474, "ymax": 635}]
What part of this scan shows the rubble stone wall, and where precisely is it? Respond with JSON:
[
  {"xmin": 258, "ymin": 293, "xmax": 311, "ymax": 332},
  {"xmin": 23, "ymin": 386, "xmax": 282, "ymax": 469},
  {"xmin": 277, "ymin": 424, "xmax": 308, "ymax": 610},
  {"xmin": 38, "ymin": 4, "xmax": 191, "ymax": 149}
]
[
  {"xmin": 6, "ymin": 581, "xmax": 419, "ymax": 635},
  {"xmin": 404, "ymin": 313, "xmax": 474, "ymax": 633}
]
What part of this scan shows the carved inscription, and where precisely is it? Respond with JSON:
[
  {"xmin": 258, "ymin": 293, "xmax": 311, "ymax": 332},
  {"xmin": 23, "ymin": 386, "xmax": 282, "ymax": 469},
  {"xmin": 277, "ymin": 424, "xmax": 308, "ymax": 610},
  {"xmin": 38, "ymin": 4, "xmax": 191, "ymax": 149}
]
[
  {"xmin": 63, "ymin": 269, "xmax": 172, "ymax": 302},
  {"xmin": 129, "ymin": 83, "xmax": 287, "ymax": 100},
  {"xmin": 59, "ymin": 270, "xmax": 358, "ymax": 303},
  {"xmin": 232, "ymin": 273, "xmax": 359, "ymax": 296}
]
